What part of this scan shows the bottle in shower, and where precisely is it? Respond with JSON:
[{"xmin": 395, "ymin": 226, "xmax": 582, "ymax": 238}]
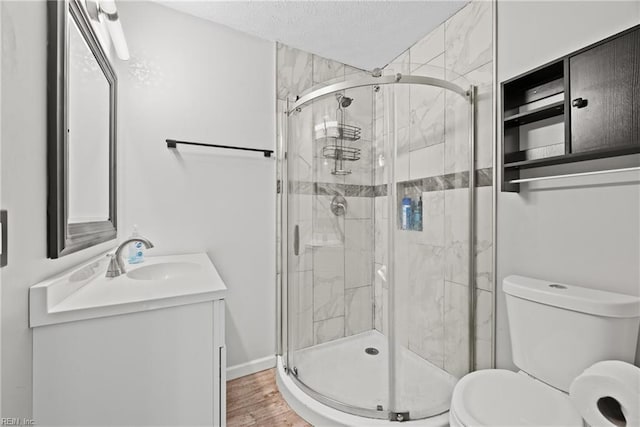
[
  {"xmin": 401, "ymin": 196, "xmax": 412, "ymax": 230},
  {"xmin": 412, "ymin": 196, "xmax": 423, "ymax": 231}
]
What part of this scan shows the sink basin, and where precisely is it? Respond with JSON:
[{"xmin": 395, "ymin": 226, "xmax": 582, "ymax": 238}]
[
  {"xmin": 126, "ymin": 262, "xmax": 202, "ymax": 281},
  {"xmin": 30, "ymin": 253, "xmax": 227, "ymax": 327}
]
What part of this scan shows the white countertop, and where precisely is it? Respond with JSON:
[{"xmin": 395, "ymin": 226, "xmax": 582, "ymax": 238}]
[{"xmin": 30, "ymin": 253, "xmax": 227, "ymax": 327}]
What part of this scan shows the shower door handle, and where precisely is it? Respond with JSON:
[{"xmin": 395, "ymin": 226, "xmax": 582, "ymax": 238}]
[{"xmin": 293, "ymin": 225, "xmax": 300, "ymax": 256}]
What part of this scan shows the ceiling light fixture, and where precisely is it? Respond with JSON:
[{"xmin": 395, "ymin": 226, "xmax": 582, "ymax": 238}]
[{"xmin": 86, "ymin": 0, "xmax": 130, "ymax": 60}]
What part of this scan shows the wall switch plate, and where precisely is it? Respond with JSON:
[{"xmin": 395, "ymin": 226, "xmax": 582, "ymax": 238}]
[{"xmin": 1, "ymin": 210, "xmax": 7, "ymax": 267}]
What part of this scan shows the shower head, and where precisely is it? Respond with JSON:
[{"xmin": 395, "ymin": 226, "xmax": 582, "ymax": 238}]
[{"xmin": 336, "ymin": 93, "xmax": 353, "ymax": 108}]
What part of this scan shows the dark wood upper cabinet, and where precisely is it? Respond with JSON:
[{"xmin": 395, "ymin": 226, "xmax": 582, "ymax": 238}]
[
  {"xmin": 570, "ymin": 27, "xmax": 640, "ymax": 153},
  {"xmin": 501, "ymin": 25, "xmax": 640, "ymax": 192}
]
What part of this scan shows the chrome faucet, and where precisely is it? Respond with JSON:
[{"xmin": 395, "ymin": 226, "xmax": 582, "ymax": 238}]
[{"xmin": 105, "ymin": 236, "xmax": 154, "ymax": 278}]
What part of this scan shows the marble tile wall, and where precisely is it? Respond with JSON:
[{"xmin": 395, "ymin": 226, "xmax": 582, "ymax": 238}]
[
  {"xmin": 374, "ymin": 0, "xmax": 494, "ymax": 378},
  {"xmin": 277, "ymin": 44, "xmax": 375, "ymax": 347},
  {"xmin": 278, "ymin": 0, "xmax": 494, "ymax": 374}
]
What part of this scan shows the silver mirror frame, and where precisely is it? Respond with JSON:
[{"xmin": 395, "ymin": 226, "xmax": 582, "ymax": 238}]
[{"xmin": 47, "ymin": 0, "xmax": 117, "ymax": 258}]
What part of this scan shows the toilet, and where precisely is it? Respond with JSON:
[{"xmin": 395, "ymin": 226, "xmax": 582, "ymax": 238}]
[{"xmin": 450, "ymin": 275, "xmax": 640, "ymax": 427}]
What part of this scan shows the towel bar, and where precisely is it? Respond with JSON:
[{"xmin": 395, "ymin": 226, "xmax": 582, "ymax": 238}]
[{"xmin": 508, "ymin": 166, "xmax": 640, "ymax": 184}]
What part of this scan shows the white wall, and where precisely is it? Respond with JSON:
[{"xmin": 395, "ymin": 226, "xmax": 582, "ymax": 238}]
[
  {"xmin": 116, "ymin": 2, "xmax": 276, "ymax": 371},
  {"xmin": 496, "ymin": 1, "xmax": 640, "ymax": 370},
  {"xmin": 0, "ymin": 0, "xmax": 275, "ymax": 418},
  {"xmin": 0, "ymin": 1, "xmax": 117, "ymax": 418}
]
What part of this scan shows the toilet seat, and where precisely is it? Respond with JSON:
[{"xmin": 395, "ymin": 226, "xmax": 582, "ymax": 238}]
[{"xmin": 450, "ymin": 369, "xmax": 583, "ymax": 427}]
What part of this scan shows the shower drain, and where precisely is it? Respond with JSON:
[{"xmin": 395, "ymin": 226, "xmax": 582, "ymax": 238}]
[{"xmin": 365, "ymin": 347, "xmax": 379, "ymax": 355}]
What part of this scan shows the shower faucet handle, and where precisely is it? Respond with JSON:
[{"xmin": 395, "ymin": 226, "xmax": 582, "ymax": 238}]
[{"xmin": 330, "ymin": 195, "xmax": 347, "ymax": 216}]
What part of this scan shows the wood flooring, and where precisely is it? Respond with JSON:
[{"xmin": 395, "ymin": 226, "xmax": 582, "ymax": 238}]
[{"xmin": 227, "ymin": 368, "xmax": 312, "ymax": 427}]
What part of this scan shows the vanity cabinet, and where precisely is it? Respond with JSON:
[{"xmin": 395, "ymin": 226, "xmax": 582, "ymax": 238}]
[
  {"xmin": 502, "ymin": 24, "xmax": 640, "ymax": 192},
  {"xmin": 33, "ymin": 300, "xmax": 226, "ymax": 426},
  {"xmin": 31, "ymin": 253, "xmax": 228, "ymax": 426}
]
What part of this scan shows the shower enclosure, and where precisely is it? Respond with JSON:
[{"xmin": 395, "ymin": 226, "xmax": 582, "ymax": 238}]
[{"xmin": 278, "ymin": 67, "xmax": 475, "ymax": 421}]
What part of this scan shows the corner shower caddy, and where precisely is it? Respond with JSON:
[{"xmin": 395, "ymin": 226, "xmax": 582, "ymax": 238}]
[{"xmin": 315, "ymin": 95, "xmax": 362, "ymax": 175}]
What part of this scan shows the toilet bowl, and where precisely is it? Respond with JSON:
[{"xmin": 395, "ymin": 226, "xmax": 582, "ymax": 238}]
[
  {"xmin": 449, "ymin": 275, "xmax": 640, "ymax": 427},
  {"xmin": 449, "ymin": 370, "xmax": 582, "ymax": 427}
]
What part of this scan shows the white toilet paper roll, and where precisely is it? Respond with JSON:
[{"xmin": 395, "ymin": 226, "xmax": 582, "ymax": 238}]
[{"xmin": 570, "ymin": 361, "xmax": 640, "ymax": 427}]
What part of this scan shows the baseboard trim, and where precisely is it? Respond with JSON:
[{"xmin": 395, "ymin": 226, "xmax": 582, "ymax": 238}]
[{"xmin": 227, "ymin": 355, "xmax": 276, "ymax": 381}]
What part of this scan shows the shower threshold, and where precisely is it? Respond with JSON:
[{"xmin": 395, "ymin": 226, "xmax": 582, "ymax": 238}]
[{"xmin": 288, "ymin": 330, "xmax": 457, "ymax": 421}]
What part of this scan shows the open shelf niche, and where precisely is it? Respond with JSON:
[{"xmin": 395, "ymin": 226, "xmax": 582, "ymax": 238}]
[{"xmin": 501, "ymin": 25, "xmax": 640, "ymax": 192}]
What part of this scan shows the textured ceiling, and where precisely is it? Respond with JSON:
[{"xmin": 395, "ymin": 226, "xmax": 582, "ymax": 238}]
[{"xmin": 156, "ymin": 1, "xmax": 468, "ymax": 70}]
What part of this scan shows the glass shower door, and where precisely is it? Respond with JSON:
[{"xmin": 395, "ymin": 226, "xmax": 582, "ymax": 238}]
[
  {"xmin": 286, "ymin": 89, "xmax": 388, "ymax": 419},
  {"xmin": 283, "ymin": 72, "xmax": 474, "ymax": 421},
  {"xmin": 386, "ymin": 76, "xmax": 473, "ymax": 421},
  {"xmin": 286, "ymin": 100, "xmax": 314, "ymax": 377}
]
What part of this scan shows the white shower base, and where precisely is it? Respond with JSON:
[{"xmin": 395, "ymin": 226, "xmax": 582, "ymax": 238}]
[{"xmin": 277, "ymin": 330, "xmax": 457, "ymax": 425}]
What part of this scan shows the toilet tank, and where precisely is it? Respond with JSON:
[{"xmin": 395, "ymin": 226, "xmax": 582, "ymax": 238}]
[{"xmin": 504, "ymin": 275, "xmax": 640, "ymax": 392}]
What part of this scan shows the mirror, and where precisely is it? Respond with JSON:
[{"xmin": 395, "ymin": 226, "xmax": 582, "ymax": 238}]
[
  {"xmin": 48, "ymin": 0, "xmax": 117, "ymax": 258},
  {"xmin": 68, "ymin": 15, "xmax": 111, "ymax": 224}
]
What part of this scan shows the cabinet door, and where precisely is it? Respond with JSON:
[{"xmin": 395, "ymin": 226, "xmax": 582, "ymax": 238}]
[{"xmin": 570, "ymin": 27, "xmax": 640, "ymax": 153}]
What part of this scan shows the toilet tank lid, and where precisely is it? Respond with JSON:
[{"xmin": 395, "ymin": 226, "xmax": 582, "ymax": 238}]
[{"xmin": 503, "ymin": 275, "xmax": 640, "ymax": 318}]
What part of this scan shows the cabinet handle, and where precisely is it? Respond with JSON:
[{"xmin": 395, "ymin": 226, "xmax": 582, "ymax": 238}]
[
  {"xmin": 293, "ymin": 225, "xmax": 299, "ymax": 256},
  {"xmin": 0, "ymin": 210, "xmax": 7, "ymax": 267},
  {"xmin": 572, "ymin": 98, "xmax": 588, "ymax": 108}
]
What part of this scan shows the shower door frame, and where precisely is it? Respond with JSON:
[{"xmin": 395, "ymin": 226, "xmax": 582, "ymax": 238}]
[{"xmin": 279, "ymin": 74, "xmax": 477, "ymax": 421}]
